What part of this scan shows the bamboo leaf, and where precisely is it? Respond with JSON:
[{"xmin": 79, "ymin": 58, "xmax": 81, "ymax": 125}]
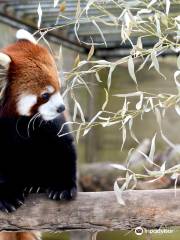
[
  {"xmin": 160, "ymin": 162, "xmax": 166, "ymax": 172},
  {"xmin": 73, "ymin": 54, "xmax": 80, "ymax": 68},
  {"xmin": 114, "ymin": 181, "xmax": 125, "ymax": 205},
  {"xmin": 151, "ymin": 50, "xmax": 160, "ymax": 72},
  {"xmin": 102, "ymin": 89, "xmax": 109, "ymax": 110},
  {"xmin": 121, "ymin": 125, "xmax": 126, "ymax": 150},
  {"xmin": 95, "ymin": 72, "xmax": 102, "ymax": 82},
  {"xmin": 73, "ymin": 102, "xmax": 78, "ymax": 122},
  {"xmin": 37, "ymin": 2, "xmax": 42, "ymax": 29},
  {"xmin": 54, "ymin": 0, "xmax": 59, "ymax": 7},
  {"xmin": 154, "ymin": 13, "xmax": 161, "ymax": 37},
  {"xmin": 137, "ymin": 55, "xmax": 150, "ymax": 72},
  {"xmin": 87, "ymin": 111, "xmax": 102, "ymax": 128},
  {"xmin": 177, "ymin": 55, "xmax": 180, "ymax": 69},
  {"xmin": 149, "ymin": 133, "xmax": 156, "ymax": 162},
  {"xmin": 138, "ymin": 150, "xmax": 154, "ymax": 165},
  {"xmin": 137, "ymin": 9, "xmax": 152, "ymax": 15},
  {"xmin": 128, "ymin": 56, "xmax": 137, "ymax": 85},
  {"xmin": 165, "ymin": 0, "xmax": 170, "ymax": 15},
  {"xmin": 83, "ymin": 111, "xmax": 102, "ymax": 136},
  {"xmin": 92, "ymin": 20, "xmax": 107, "ymax": 47},
  {"xmin": 83, "ymin": 127, "xmax": 91, "ymax": 136},
  {"xmin": 174, "ymin": 70, "xmax": 180, "ymax": 93},
  {"xmin": 129, "ymin": 118, "xmax": 139, "ymax": 143},
  {"xmin": 85, "ymin": 0, "xmax": 96, "ymax": 15},
  {"xmin": 175, "ymin": 104, "xmax": 180, "ymax": 116},
  {"xmin": 87, "ymin": 44, "xmax": 95, "ymax": 61},
  {"xmin": 75, "ymin": 0, "xmax": 81, "ymax": 19},
  {"xmin": 110, "ymin": 164, "xmax": 127, "ymax": 171},
  {"xmin": 113, "ymin": 91, "xmax": 142, "ymax": 98},
  {"xmin": 107, "ymin": 65, "xmax": 115, "ymax": 90},
  {"xmin": 136, "ymin": 93, "xmax": 143, "ymax": 110},
  {"xmin": 59, "ymin": 1, "xmax": 66, "ymax": 12},
  {"xmin": 148, "ymin": 0, "xmax": 157, "ymax": 8},
  {"xmin": 76, "ymin": 124, "xmax": 82, "ymax": 143},
  {"xmin": 74, "ymin": 99, "xmax": 85, "ymax": 123},
  {"xmin": 122, "ymin": 98, "xmax": 127, "ymax": 118},
  {"xmin": 155, "ymin": 108, "xmax": 176, "ymax": 148}
]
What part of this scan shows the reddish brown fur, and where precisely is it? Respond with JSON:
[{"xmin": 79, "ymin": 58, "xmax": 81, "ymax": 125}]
[
  {"xmin": 1, "ymin": 40, "xmax": 61, "ymax": 117},
  {"xmin": 0, "ymin": 232, "xmax": 41, "ymax": 240}
]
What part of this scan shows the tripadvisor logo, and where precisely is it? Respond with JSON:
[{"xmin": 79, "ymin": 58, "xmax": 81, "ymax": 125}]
[
  {"xmin": 134, "ymin": 227, "xmax": 174, "ymax": 235},
  {"xmin": 135, "ymin": 227, "xmax": 144, "ymax": 236}
]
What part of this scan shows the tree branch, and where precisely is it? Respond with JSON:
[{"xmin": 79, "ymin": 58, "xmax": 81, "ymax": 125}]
[{"xmin": 0, "ymin": 190, "xmax": 179, "ymax": 232}]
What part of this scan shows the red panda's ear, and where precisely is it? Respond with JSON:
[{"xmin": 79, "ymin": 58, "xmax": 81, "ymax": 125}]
[
  {"xmin": 0, "ymin": 52, "xmax": 11, "ymax": 69},
  {"xmin": 0, "ymin": 53, "xmax": 10, "ymax": 101},
  {"xmin": 16, "ymin": 29, "xmax": 37, "ymax": 44}
]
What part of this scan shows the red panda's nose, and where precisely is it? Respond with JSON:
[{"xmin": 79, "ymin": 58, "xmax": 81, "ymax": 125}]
[{"xmin": 57, "ymin": 104, "xmax": 65, "ymax": 113}]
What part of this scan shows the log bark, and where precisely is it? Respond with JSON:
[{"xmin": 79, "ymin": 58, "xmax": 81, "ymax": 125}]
[{"xmin": 0, "ymin": 190, "xmax": 179, "ymax": 232}]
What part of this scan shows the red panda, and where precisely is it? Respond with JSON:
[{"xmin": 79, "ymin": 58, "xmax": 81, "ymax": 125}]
[
  {"xmin": 0, "ymin": 29, "xmax": 77, "ymax": 215},
  {"xmin": 0, "ymin": 29, "xmax": 77, "ymax": 240}
]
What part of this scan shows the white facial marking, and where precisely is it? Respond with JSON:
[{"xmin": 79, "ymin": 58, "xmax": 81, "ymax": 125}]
[
  {"xmin": 46, "ymin": 85, "xmax": 54, "ymax": 94},
  {"xmin": 16, "ymin": 29, "xmax": 37, "ymax": 44},
  {"xmin": 17, "ymin": 94, "xmax": 37, "ymax": 116},
  {"xmin": 38, "ymin": 92, "xmax": 64, "ymax": 121},
  {"xmin": 0, "ymin": 53, "xmax": 11, "ymax": 68}
]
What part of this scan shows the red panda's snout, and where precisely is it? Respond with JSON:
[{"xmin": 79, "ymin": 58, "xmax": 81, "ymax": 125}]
[
  {"xmin": 38, "ymin": 91, "xmax": 65, "ymax": 121},
  {"xmin": 17, "ymin": 89, "xmax": 65, "ymax": 121},
  {"xmin": 0, "ymin": 29, "xmax": 66, "ymax": 120}
]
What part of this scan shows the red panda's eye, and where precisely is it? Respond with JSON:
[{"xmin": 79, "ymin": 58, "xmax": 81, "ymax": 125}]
[{"xmin": 41, "ymin": 92, "xmax": 50, "ymax": 101}]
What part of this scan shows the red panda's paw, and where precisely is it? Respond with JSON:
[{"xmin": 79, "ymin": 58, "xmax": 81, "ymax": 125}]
[
  {"xmin": 24, "ymin": 186, "xmax": 45, "ymax": 196},
  {"xmin": 48, "ymin": 187, "xmax": 77, "ymax": 201},
  {"xmin": 0, "ymin": 193, "xmax": 25, "ymax": 213}
]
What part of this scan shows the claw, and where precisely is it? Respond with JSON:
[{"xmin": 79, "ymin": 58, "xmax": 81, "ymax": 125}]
[
  {"xmin": 60, "ymin": 191, "xmax": 68, "ymax": 200},
  {"xmin": 29, "ymin": 187, "xmax": 33, "ymax": 193},
  {"xmin": 17, "ymin": 199, "xmax": 23, "ymax": 205},
  {"xmin": 9, "ymin": 205, "xmax": 16, "ymax": 212},
  {"xmin": 53, "ymin": 192, "xmax": 59, "ymax": 200},
  {"xmin": 59, "ymin": 192, "xmax": 64, "ymax": 200},
  {"xmin": 49, "ymin": 191, "xmax": 54, "ymax": 199},
  {"xmin": 0, "ymin": 202, "xmax": 7, "ymax": 213},
  {"xmin": 70, "ymin": 188, "xmax": 77, "ymax": 199},
  {"xmin": 4, "ymin": 208, "xmax": 9, "ymax": 213}
]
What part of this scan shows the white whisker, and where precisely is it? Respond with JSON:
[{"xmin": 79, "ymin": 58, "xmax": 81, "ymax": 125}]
[
  {"xmin": 16, "ymin": 117, "xmax": 29, "ymax": 139},
  {"xmin": 32, "ymin": 113, "xmax": 41, "ymax": 130},
  {"xmin": 27, "ymin": 113, "xmax": 40, "ymax": 137}
]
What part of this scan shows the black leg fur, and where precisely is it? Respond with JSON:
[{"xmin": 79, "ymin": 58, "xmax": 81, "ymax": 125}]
[{"xmin": 0, "ymin": 114, "xmax": 77, "ymax": 211}]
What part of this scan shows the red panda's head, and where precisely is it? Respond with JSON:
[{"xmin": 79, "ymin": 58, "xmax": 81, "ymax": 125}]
[{"xmin": 0, "ymin": 29, "xmax": 65, "ymax": 121}]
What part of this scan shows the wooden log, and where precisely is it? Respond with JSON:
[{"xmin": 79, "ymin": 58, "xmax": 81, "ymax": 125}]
[
  {"xmin": 0, "ymin": 190, "xmax": 179, "ymax": 232},
  {"xmin": 79, "ymin": 163, "xmax": 171, "ymax": 191}
]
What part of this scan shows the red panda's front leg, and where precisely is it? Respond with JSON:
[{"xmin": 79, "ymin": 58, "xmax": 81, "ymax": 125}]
[
  {"xmin": 46, "ymin": 141, "xmax": 77, "ymax": 201},
  {"xmin": 0, "ymin": 176, "xmax": 25, "ymax": 212}
]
